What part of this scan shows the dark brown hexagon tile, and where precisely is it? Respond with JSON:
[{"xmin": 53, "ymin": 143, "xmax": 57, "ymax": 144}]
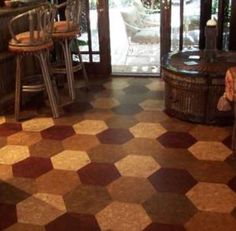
[
  {"xmin": 158, "ymin": 132, "xmax": 196, "ymax": 149},
  {"xmin": 12, "ymin": 157, "xmax": 53, "ymax": 178},
  {"xmin": 41, "ymin": 125, "xmax": 75, "ymax": 140},
  {"xmin": 88, "ymin": 144, "xmax": 126, "ymax": 163},
  {"xmin": 0, "ymin": 181, "xmax": 30, "ymax": 204},
  {"xmin": 96, "ymin": 128, "xmax": 134, "ymax": 145},
  {"xmin": 78, "ymin": 162, "xmax": 121, "ymax": 186},
  {"xmin": 107, "ymin": 176, "xmax": 156, "ymax": 203},
  {"xmin": 143, "ymin": 223, "xmax": 186, "ymax": 231},
  {"xmin": 29, "ymin": 139, "xmax": 64, "ymax": 158},
  {"xmin": 45, "ymin": 213, "xmax": 101, "ymax": 231},
  {"xmin": 63, "ymin": 134, "xmax": 100, "ymax": 151},
  {"xmin": 64, "ymin": 184, "xmax": 111, "ymax": 214},
  {"xmin": 112, "ymin": 104, "xmax": 142, "ymax": 115},
  {"xmin": 123, "ymin": 85, "xmax": 149, "ymax": 94},
  {"xmin": 228, "ymin": 176, "xmax": 236, "ymax": 192},
  {"xmin": 63, "ymin": 101, "xmax": 93, "ymax": 113},
  {"xmin": 225, "ymin": 153, "xmax": 236, "ymax": 169},
  {"xmin": 148, "ymin": 168, "xmax": 197, "ymax": 194},
  {"xmin": 0, "ymin": 203, "xmax": 17, "ymax": 230},
  {"xmin": 143, "ymin": 193, "xmax": 197, "ymax": 225},
  {"xmin": 36, "ymin": 169, "xmax": 80, "ymax": 195},
  {"xmin": 105, "ymin": 115, "xmax": 138, "ymax": 129},
  {"xmin": 222, "ymin": 135, "xmax": 233, "ymax": 149},
  {"xmin": 3, "ymin": 223, "xmax": 45, "ymax": 231},
  {"xmin": 0, "ymin": 123, "xmax": 22, "ymax": 137},
  {"xmin": 160, "ymin": 119, "xmax": 195, "ymax": 132}
]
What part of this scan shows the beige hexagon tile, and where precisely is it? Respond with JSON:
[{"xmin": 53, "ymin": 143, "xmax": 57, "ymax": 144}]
[
  {"xmin": 22, "ymin": 118, "xmax": 54, "ymax": 132},
  {"xmin": 129, "ymin": 122, "xmax": 166, "ymax": 138},
  {"xmin": 0, "ymin": 145, "xmax": 29, "ymax": 165},
  {"xmin": 139, "ymin": 99, "xmax": 164, "ymax": 111},
  {"xmin": 115, "ymin": 155, "xmax": 160, "ymax": 178},
  {"xmin": 96, "ymin": 201, "xmax": 152, "ymax": 231},
  {"xmin": 91, "ymin": 97, "xmax": 120, "ymax": 109},
  {"xmin": 7, "ymin": 131, "xmax": 42, "ymax": 146},
  {"xmin": 0, "ymin": 116, "xmax": 6, "ymax": 124},
  {"xmin": 34, "ymin": 193, "xmax": 66, "ymax": 211},
  {"xmin": 73, "ymin": 119, "xmax": 108, "ymax": 135},
  {"xmin": 188, "ymin": 141, "xmax": 232, "ymax": 161},
  {"xmin": 103, "ymin": 80, "xmax": 129, "ymax": 90},
  {"xmin": 186, "ymin": 182, "xmax": 236, "ymax": 213},
  {"xmin": 0, "ymin": 164, "xmax": 13, "ymax": 180},
  {"xmin": 146, "ymin": 80, "xmax": 164, "ymax": 91},
  {"xmin": 51, "ymin": 150, "xmax": 91, "ymax": 171},
  {"xmin": 17, "ymin": 196, "xmax": 65, "ymax": 225}
]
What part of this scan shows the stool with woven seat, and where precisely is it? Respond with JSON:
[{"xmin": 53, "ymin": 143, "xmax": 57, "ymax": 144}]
[
  {"xmin": 51, "ymin": 0, "xmax": 88, "ymax": 102},
  {"xmin": 8, "ymin": 5, "xmax": 59, "ymax": 121}
]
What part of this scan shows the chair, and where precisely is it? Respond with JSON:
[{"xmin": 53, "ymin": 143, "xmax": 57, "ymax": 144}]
[
  {"xmin": 8, "ymin": 5, "xmax": 59, "ymax": 120},
  {"xmin": 51, "ymin": 0, "xmax": 88, "ymax": 102}
]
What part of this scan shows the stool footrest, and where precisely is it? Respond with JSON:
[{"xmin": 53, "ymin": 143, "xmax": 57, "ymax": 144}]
[{"xmin": 22, "ymin": 74, "xmax": 45, "ymax": 92}]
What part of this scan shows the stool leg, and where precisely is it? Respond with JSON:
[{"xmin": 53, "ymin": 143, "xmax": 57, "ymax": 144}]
[
  {"xmin": 15, "ymin": 55, "xmax": 23, "ymax": 121},
  {"xmin": 38, "ymin": 51, "xmax": 60, "ymax": 118}
]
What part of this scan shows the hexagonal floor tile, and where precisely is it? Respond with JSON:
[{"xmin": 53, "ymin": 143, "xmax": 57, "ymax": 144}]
[
  {"xmin": 83, "ymin": 109, "xmax": 113, "ymax": 121},
  {"xmin": 96, "ymin": 201, "xmax": 152, "ymax": 231},
  {"xmin": 29, "ymin": 139, "xmax": 64, "ymax": 158},
  {"xmin": 22, "ymin": 118, "xmax": 54, "ymax": 132},
  {"xmin": 107, "ymin": 176, "xmax": 156, "ymax": 203},
  {"xmin": 103, "ymin": 79, "xmax": 129, "ymax": 90},
  {"xmin": 73, "ymin": 119, "xmax": 108, "ymax": 135},
  {"xmin": 3, "ymin": 223, "xmax": 45, "ymax": 231},
  {"xmin": 112, "ymin": 104, "xmax": 142, "ymax": 115},
  {"xmin": 7, "ymin": 131, "xmax": 42, "ymax": 146},
  {"xmin": 41, "ymin": 125, "xmax": 75, "ymax": 140},
  {"xmin": 148, "ymin": 168, "xmax": 197, "ymax": 194},
  {"xmin": 0, "ymin": 203, "xmax": 17, "ymax": 230},
  {"xmin": 78, "ymin": 162, "xmax": 121, "ymax": 186},
  {"xmin": 143, "ymin": 193, "xmax": 197, "ymax": 225},
  {"xmin": 36, "ymin": 169, "xmax": 80, "ymax": 195},
  {"xmin": 97, "ymin": 128, "xmax": 134, "ymax": 145},
  {"xmin": 188, "ymin": 141, "xmax": 232, "ymax": 161},
  {"xmin": 91, "ymin": 97, "xmax": 120, "ymax": 109},
  {"xmin": 0, "ymin": 123, "xmax": 22, "ymax": 137},
  {"xmin": 12, "ymin": 157, "xmax": 53, "ymax": 178},
  {"xmin": 129, "ymin": 122, "xmax": 166, "ymax": 138},
  {"xmin": 135, "ymin": 111, "xmax": 169, "ymax": 123},
  {"xmin": 145, "ymin": 80, "xmax": 165, "ymax": 91},
  {"xmin": 139, "ymin": 99, "xmax": 164, "ymax": 111},
  {"xmin": 106, "ymin": 115, "xmax": 138, "ymax": 129},
  {"xmin": 51, "ymin": 150, "xmax": 90, "ymax": 171},
  {"xmin": 0, "ymin": 145, "xmax": 29, "ymax": 165},
  {"xmin": 186, "ymin": 182, "xmax": 236, "ymax": 213},
  {"xmin": 63, "ymin": 101, "xmax": 93, "ymax": 114},
  {"xmin": 45, "ymin": 213, "xmax": 100, "ymax": 231},
  {"xmin": 63, "ymin": 134, "xmax": 100, "ymax": 151},
  {"xmin": 0, "ymin": 164, "xmax": 13, "ymax": 180},
  {"xmin": 158, "ymin": 132, "xmax": 196, "ymax": 149},
  {"xmin": 185, "ymin": 212, "xmax": 236, "ymax": 231},
  {"xmin": 143, "ymin": 223, "xmax": 186, "ymax": 231},
  {"xmin": 123, "ymin": 85, "xmax": 149, "ymax": 94},
  {"xmin": 16, "ymin": 196, "xmax": 65, "ymax": 225},
  {"xmin": 115, "ymin": 155, "xmax": 160, "ymax": 178},
  {"xmin": 64, "ymin": 184, "xmax": 111, "ymax": 214},
  {"xmin": 228, "ymin": 176, "xmax": 236, "ymax": 192}
]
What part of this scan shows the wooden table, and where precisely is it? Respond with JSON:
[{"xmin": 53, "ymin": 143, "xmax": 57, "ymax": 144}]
[{"xmin": 161, "ymin": 50, "xmax": 236, "ymax": 124}]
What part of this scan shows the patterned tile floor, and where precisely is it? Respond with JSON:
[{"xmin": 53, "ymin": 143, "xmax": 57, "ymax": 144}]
[{"xmin": 0, "ymin": 77, "xmax": 236, "ymax": 231}]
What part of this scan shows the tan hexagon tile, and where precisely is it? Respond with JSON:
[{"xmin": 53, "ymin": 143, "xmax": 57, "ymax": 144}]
[
  {"xmin": 16, "ymin": 196, "xmax": 65, "ymax": 225},
  {"xmin": 51, "ymin": 150, "xmax": 91, "ymax": 171},
  {"xmin": 96, "ymin": 201, "xmax": 152, "ymax": 231},
  {"xmin": 115, "ymin": 155, "xmax": 160, "ymax": 178},
  {"xmin": 91, "ymin": 97, "xmax": 120, "ymax": 109},
  {"xmin": 188, "ymin": 141, "xmax": 232, "ymax": 161},
  {"xmin": 146, "ymin": 80, "xmax": 164, "ymax": 91},
  {"xmin": 186, "ymin": 182, "xmax": 236, "ymax": 213},
  {"xmin": 0, "ymin": 116, "xmax": 6, "ymax": 124},
  {"xmin": 7, "ymin": 131, "xmax": 42, "ymax": 146},
  {"xmin": 103, "ymin": 80, "xmax": 129, "ymax": 90},
  {"xmin": 34, "ymin": 193, "xmax": 66, "ymax": 211},
  {"xmin": 129, "ymin": 122, "xmax": 166, "ymax": 138},
  {"xmin": 139, "ymin": 99, "xmax": 164, "ymax": 111},
  {"xmin": 0, "ymin": 164, "xmax": 13, "ymax": 180},
  {"xmin": 0, "ymin": 145, "xmax": 30, "ymax": 165},
  {"xmin": 22, "ymin": 118, "xmax": 54, "ymax": 132},
  {"xmin": 73, "ymin": 119, "xmax": 108, "ymax": 135}
]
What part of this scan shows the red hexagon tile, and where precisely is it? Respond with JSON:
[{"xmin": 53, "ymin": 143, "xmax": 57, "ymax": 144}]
[
  {"xmin": 0, "ymin": 122, "xmax": 22, "ymax": 137},
  {"xmin": 41, "ymin": 125, "xmax": 75, "ymax": 140},
  {"xmin": 3, "ymin": 223, "xmax": 46, "ymax": 231},
  {"xmin": 144, "ymin": 223, "xmax": 186, "ymax": 231},
  {"xmin": 158, "ymin": 132, "xmax": 197, "ymax": 148},
  {"xmin": 0, "ymin": 203, "xmax": 17, "ymax": 230},
  {"xmin": 78, "ymin": 162, "xmax": 121, "ymax": 186},
  {"xmin": 228, "ymin": 176, "xmax": 236, "ymax": 192},
  {"xmin": 96, "ymin": 201, "xmax": 152, "ymax": 231},
  {"xmin": 148, "ymin": 168, "xmax": 197, "ymax": 194},
  {"xmin": 186, "ymin": 182, "xmax": 236, "ymax": 213},
  {"xmin": 97, "ymin": 128, "xmax": 134, "ymax": 145}
]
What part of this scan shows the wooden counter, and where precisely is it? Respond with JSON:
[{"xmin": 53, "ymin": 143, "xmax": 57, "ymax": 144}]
[
  {"xmin": 0, "ymin": 0, "xmax": 47, "ymax": 114},
  {"xmin": 161, "ymin": 50, "xmax": 236, "ymax": 125}
]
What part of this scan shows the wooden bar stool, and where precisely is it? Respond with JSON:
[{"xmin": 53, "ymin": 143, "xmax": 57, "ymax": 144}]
[
  {"xmin": 8, "ymin": 5, "xmax": 59, "ymax": 120},
  {"xmin": 51, "ymin": 0, "xmax": 88, "ymax": 102}
]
